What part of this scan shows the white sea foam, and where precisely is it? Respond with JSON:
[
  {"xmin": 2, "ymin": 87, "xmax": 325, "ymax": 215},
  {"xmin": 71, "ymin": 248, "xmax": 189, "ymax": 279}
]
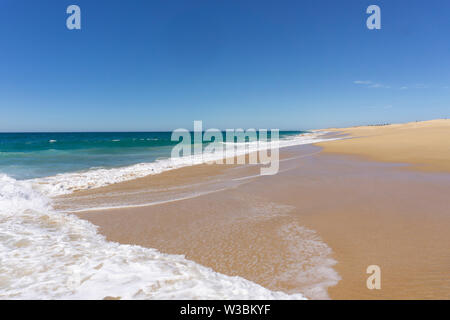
[
  {"xmin": 0, "ymin": 174, "xmax": 306, "ymax": 299},
  {"xmin": 31, "ymin": 132, "xmax": 337, "ymax": 197},
  {"xmin": 277, "ymin": 223, "xmax": 341, "ymax": 299},
  {"xmin": 0, "ymin": 132, "xmax": 338, "ymax": 299}
]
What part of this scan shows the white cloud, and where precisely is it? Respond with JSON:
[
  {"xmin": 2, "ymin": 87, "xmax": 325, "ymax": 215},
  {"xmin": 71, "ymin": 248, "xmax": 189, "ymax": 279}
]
[
  {"xmin": 365, "ymin": 104, "xmax": 394, "ymax": 110},
  {"xmin": 368, "ymin": 83, "xmax": 390, "ymax": 89},
  {"xmin": 354, "ymin": 80, "xmax": 390, "ymax": 89},
  {"xmin": 355, "ymin": 81, "xmax": 434, "ymax": 90},
  {"xmin": 354, "ymin": 80, "xmax": 372, "ymax": 85}
]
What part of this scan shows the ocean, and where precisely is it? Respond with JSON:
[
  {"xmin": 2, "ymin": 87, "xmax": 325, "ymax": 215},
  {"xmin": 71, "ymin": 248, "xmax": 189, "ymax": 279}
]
[
  {"xmin": 0, "ymin": 130, "xmax": 335, "ymax": 299},
  {"xmin": 0, "ymin": 131, "xmax": 304, "ymax": 180}
]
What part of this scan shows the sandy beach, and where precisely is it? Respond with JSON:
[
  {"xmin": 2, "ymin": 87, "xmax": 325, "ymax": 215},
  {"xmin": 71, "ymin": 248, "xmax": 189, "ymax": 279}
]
[
  {"xmin": 316, "ymin": 119, "xmax": 450, "ymax": 172},
  {"xmin": 58, "ymin": 120, "xmax": 450, "ymax": 299}
]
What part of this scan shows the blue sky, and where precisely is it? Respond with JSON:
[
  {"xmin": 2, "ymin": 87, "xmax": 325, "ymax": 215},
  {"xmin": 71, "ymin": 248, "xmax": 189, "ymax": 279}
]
[{"xmin": 0, "ymin": 0, "xmax": 449, "ymax": 131}]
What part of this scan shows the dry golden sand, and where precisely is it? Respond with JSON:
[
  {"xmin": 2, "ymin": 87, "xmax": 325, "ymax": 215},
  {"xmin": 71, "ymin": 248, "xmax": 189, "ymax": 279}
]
[
  {"xmin": 64, "ymin": 120, "xmax": 450, "ymax": 300},
  {"xmin": 316, "ymin": 119, "xmax": 450, "ymax": 172}
]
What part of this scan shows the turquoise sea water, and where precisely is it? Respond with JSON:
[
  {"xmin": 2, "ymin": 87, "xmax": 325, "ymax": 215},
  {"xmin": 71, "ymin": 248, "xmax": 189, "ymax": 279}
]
[{"xmin": 0, "ymin": 131, "xmax": 304, "ymax": 180}]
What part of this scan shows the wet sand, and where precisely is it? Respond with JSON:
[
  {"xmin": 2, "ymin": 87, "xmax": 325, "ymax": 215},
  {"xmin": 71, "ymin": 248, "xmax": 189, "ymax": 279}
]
[{"xmin": 59, "ymin": 121, "xmax": 450, "ymax": 299}]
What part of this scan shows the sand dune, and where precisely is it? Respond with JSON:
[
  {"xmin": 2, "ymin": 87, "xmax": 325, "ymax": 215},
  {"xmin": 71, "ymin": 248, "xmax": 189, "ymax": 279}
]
[{"xmin": 317, "ymin": 119, "xmax": 450, "ymax": 172}]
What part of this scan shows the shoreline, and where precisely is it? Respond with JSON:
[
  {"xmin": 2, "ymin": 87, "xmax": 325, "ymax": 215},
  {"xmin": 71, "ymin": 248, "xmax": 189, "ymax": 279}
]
[
  {"xmin": 62, "ymin": 119, "xmax": 450, "ymax": 299},
  {"xmin": 33, "ymin": 131, "xmax": 333, "ymax": 197},
  {"xmin": 70, "ymin": 146, "xmax": 342, "ymax": 299}
]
